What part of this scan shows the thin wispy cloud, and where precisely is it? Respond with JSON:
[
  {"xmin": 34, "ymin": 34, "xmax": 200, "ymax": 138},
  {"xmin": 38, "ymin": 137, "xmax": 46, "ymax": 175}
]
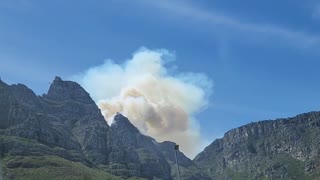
[{"xmin": 140, "ymin": 0, "xmax": 320, "ymax": 49}]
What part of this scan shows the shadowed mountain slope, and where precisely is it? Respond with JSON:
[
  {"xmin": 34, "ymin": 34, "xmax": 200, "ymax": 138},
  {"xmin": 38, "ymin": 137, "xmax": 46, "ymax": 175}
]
[
  {"xmin": 2, "ymin": 77, "xmax": 320, "ymax": 179},
  {"xmin": 194, "ymin": 111, "xmax": 320, "ymax": 179},
  {"xmin": 0, "ymin": 77, "xmax": 201, "ymax": 180}
]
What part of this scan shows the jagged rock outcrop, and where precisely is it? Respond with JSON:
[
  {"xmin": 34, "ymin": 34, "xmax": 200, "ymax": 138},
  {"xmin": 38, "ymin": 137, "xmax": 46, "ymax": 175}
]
[
  {"xmin": 0, "ymin": 77, "xmax": 184, "ymax": 179},
  {"xmin": 107, "ymin": 113, "xmax": 172, "ymax": 179},
  {"xmin": 45, "ymin": 76, "xmax": 94, "ymax": 104},
  {"xmin": 194, "ymin": 111, "xmax": 320, "ymax": 179},
  {"xmin": 157, "ymin": 141, "xmax": 210, "ymax": 180},
  {"xmin": 3, "ymin": 76, "xmax": 320, "ymax": 179},
  {"xmin": 0, "ymin": 76, "xmax": 107, "ymax": 166},
  {"xmin": 42, "ymin": 77, "xmax": 111, "ymax": 164}
]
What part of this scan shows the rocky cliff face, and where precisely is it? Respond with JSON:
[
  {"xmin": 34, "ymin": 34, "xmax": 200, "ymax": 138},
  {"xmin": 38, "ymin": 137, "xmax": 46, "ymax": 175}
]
[
  {"xmin": 157, "ymin": 141, "xmax": 210, "ymax": 180},
  {"xmin": 0, "ymin": 77, "xmax": 199, "ymax": 179},
  {"xmin": 106, "ymin": 113, "xmax": 172, "ymax": 179},
  {"xmin": 2, "ymin": 77, "xmax": 320, "ymax": 180},
  {"xmin": 194, "ymin": 112, "xmax": 320, "ymax": 179},
  {"xmin": 0, "ymin": 77, "xmax": 109, "ymax": 170}
]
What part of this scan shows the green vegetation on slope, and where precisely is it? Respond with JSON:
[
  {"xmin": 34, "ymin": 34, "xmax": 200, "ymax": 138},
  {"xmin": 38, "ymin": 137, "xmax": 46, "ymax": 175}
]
[{"xmin": 3, "ymin": 155, "xmax": 121, "ymax": 180}]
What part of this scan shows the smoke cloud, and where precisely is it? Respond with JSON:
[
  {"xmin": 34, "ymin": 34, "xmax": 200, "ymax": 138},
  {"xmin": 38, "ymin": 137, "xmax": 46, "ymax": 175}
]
[{"xmin": 75, "ymin": 47, "xmax": 212, "ymax": 158}]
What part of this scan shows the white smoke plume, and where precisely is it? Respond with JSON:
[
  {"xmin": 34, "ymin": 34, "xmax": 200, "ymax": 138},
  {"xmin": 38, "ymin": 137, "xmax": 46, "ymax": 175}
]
[{"xmin": 75, "ymin": 47, "xmax": 212, "ymax": 158}]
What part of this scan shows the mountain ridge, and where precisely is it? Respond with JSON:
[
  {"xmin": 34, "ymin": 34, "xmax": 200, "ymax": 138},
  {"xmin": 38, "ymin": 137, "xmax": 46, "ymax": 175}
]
[
  {"xmin": 194, "ymin": 111, "xmax": 320, "ymax": 179},
  {"xmin": 1, "ymin": 76, "xmax": 320, "ymax": 179},
  {"xmin": 0, "ymin": 76, "xmax": 206, "ymax": 179}
]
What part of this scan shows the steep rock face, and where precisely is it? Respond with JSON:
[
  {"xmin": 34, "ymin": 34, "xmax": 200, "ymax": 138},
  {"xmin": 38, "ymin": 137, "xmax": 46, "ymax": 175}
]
[
  {"xmin": 0, "ymin": 80, "xmax": 13, "ymax": 129},
  {"xmin": 107, "ymin": 113, "xmax": 172, "ymax": 179},
  {"xmin": 4, "ymin": 76, "xmax": 320, "ymax": 179},
  {"xmin": 0, "ymin": 81, "xmax": 41, "ymax": 129},
  {"xmin": 0, "ymin": 77, "xmax": 108, "ymax": 164},
  {"xmin": 194, "ymin": 112, "xmax": 320, "ymax": 179},
  {"xmin": 45, "ymin": 76, "xmax": 94, "ymax": 104},
  {"xmin": 42, "ymin": 76, "xmax": 111, "ymax": 164},
  {"xmin": 0, "ymin": 77, "xmax": 184, "ymax": 179},
  {"xmin": 157, "ymin": 141, "xmax": 210, "ymax": 180}
]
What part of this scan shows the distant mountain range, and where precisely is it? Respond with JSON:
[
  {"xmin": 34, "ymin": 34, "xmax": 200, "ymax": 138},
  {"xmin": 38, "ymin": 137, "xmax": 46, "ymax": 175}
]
[{"xmin": 1, "ymin": 77, "xmax": 320, "ymax": 179}]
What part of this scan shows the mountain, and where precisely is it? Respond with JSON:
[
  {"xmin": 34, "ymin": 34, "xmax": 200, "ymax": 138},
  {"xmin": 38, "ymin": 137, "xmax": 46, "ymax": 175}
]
[
  {"xmin": 157, "ymin": 141, "xmax": 210, "ymax": 180},
  {"xmin": 0, "ymin": 77, "xmax": 202, "ymax": 180},
  {"xmin": 194, "ymin": 112, "xmax": 320, "ymax": 179},
  {"xmin": 2, "ymin": 76, "xmax": 320, "ymax": 180}
]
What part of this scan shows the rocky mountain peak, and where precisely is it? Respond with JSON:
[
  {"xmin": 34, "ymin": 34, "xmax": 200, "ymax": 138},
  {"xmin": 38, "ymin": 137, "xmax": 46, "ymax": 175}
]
[
  {"xmin": 0, "ymin": 77, "xmax": 8, "ymax": 87},
  {"xmin": 111, "ymin": 113, "xmax": 140, "ymax": 134},
  {"xmin": 45, "ymin": 76, "xmax": 93, "ymax": 103},
  {"xmin": 0, "ymin": 77, "xmax": 193, "ymax": 179},
  {"xmin": 53, "ymin": 76, "xmax": 62, "ymax": 82},
  {"xmin": 0, "ymin": 80, "xmax": 35, "ymax": 100},
  {"xmin": 4, "ymin": 77, "xmax": 320, "ymax": 179}
]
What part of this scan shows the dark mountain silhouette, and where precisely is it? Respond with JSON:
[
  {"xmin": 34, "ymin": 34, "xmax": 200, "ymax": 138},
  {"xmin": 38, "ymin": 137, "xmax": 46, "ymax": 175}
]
[
  {"xmin": 0, "ymin": 77, "xmax": 204, "ymax": 179},
  {"xmin": 194, "ymin": 112, "xmax": 320, "ymax": 179},
  {"xmin": 1, "ymin": 77, "xmax": 320, "ymax": 179}
]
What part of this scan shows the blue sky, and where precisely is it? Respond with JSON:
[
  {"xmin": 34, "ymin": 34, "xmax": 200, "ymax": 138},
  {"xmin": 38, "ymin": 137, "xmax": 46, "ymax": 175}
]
[{"xmin": 1, "ymin": 0, "xmax": 320, "ymax": 141}]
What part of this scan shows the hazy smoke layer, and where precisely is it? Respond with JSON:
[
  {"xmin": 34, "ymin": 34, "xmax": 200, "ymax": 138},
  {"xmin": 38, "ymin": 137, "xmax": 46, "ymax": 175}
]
[{"xmin": 75, "ymin": 47, "xmax": 212, "ymax": 158}]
